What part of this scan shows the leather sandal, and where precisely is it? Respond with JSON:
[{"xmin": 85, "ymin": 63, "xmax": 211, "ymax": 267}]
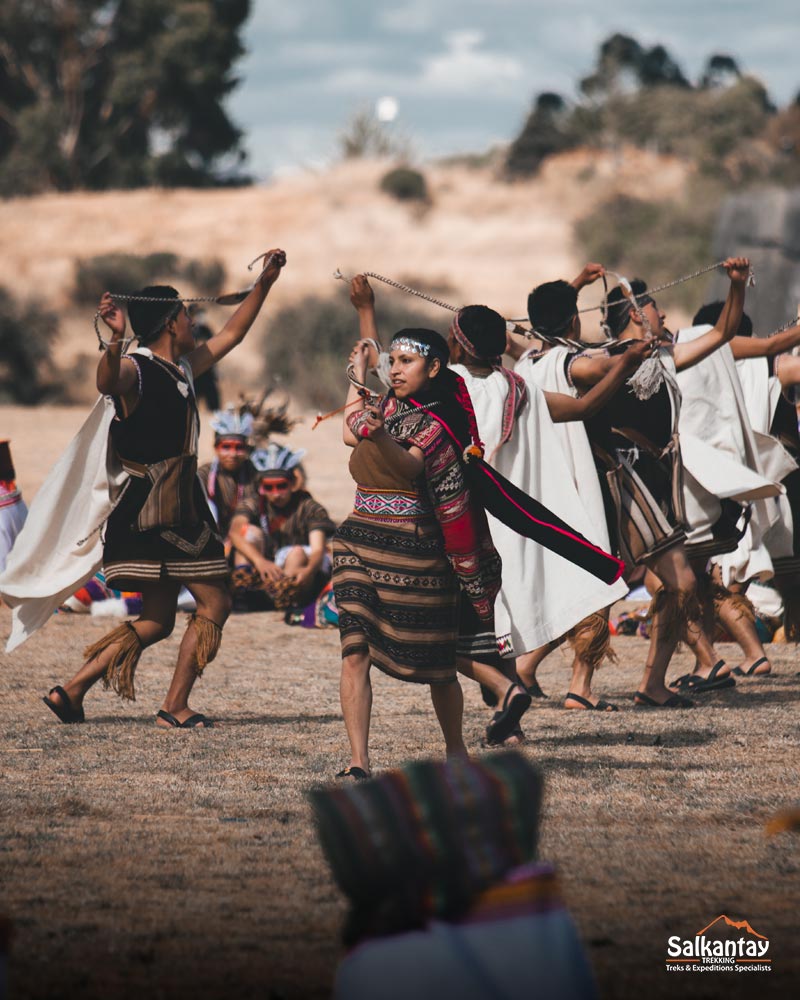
[{"xmin": 42, "ymin": 686, "xmax": 85, "ymax": 724}]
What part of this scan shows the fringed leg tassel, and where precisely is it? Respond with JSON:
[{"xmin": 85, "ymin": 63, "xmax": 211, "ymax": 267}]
[
  {"xmin": 781, "ymin": 586, "xmax": 800, "ymax": 642},
  {"xmin": 648, "ymin": 588, "xmax": 701, "ymax": 646},
  {"xmin": 84, "ymin": 621, "xmax": 143, "ymax": 702},
  {"xmin": 188, "ymin": 613, "xmax": 223, "ymax": 676},
  {"xmin": 567, "ymin": 613, "xmax": 616, "ymax": 667},
  {"xmin": 712, "ymin": 584, "xmax": 756, "ymax": 624}
]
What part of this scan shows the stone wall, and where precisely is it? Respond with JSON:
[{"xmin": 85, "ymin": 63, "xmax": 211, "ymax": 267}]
[{"xmin": 709, "ymin": 188, "xmax": 800, "ymax": 334}]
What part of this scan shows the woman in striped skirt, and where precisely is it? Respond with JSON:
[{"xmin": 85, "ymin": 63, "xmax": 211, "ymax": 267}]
[{"xmin": 333, "ymin": 316, "xmax": 532, "ymax": 779}]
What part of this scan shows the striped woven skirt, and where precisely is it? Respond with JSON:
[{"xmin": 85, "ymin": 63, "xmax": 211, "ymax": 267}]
[
  {"xmin": 332, "ymin": 489, "xmax": 459, "ymax": 684},
  {"xmin": 103, "ymin": 476, "xmax": 227, "ymax": 590}
]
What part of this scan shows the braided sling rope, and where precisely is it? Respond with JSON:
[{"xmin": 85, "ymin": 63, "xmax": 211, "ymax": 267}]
[{"xmin": 93, "ymin": 252, "xmax": 276, "ymax": 350}]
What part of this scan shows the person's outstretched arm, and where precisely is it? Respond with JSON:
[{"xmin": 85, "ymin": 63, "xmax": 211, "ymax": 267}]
[
  {"xmin": 544, "ymin": 340, "xmax": 650, "ymax": 422},
  {"xmin": 96, "ymin": 292, "xmax": 139, "ymax": 411},
  {"xmin": 350, "ymin": 275, "xmax": 380, "ymax": 347},
  {"xmin": 673, "ymin": 257, "xmax": 750, "ymax": 371},
  {"xmin": 186, "ymin": 248, "xmax": 286, "ymax": 377},
  {"xmin": 730, "ymin": 322, "xmax": 800, "ymax": 359}
]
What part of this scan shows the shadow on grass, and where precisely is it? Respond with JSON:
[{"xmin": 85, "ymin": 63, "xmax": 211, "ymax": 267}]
[
  {"xmin": 533, "ymin": 753, "xmax": 721, "ymax": 775},
  {"xmin": 79, "ymin": 713, "xmax": 343, "ymax": 727},
  {"xmin": 541, "ymin": 728, "xmax": 717, "ymax": 749}
]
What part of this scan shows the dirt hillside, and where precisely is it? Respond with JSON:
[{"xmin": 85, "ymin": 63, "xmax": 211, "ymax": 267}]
[{"xmin": 2, "ymin": 148, "xmax": 690, "ymax": 401}]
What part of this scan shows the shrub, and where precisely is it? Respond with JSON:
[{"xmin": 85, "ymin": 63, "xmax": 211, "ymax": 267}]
[
  {"xmin": 262, "ymin": 292, "xmax": 439, "ymax": 412},
  {"xmin": 574, "ymin": 180, "xmax": 725, "ymax": 314},
  {"xmin": 379, "ymin": 167, "xmax": 429, "ymax": 203},
  {"xmin": 0, "ymin": 286, "xmax": 60, "ymax": 403},
  {"xmin": 73, "ymin": 253, "xmax": 226, "ymax": 304},
  {"xmin": 506, "ymin": 93, "xmax": 579, "ymax": 177}
]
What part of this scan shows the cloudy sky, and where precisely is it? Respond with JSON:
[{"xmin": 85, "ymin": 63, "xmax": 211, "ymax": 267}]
[{"xmin": 227, "ymin": 0, "xmax": 800, "ymax": 179}]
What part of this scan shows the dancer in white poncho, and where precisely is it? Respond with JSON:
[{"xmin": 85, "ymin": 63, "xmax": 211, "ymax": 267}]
[{"xmin": 448, "ymin": 303, "xmax": 646, "ymax": 713}]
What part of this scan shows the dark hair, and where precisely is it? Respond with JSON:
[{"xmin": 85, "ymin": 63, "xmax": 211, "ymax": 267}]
[
  {"xmin": 128, "ymin": 285, "xmax": 183, "ymax": 345},
  {"xmin": 389, "ymin": 327, "xmax": 472, "ymax": 445},
  {"xmin": 390, "ymin": 328, "xmax": 449, "ymax": 367},
  {"xmin": 457, "ymin": 305, "xmax": 507, "ymax": 359},
  {"xmin": 605, "ymin": 279, "xmax": 651, "ymax": 339},
  {"xmin": 692, "ymin": 301, "xmax": 753, "ymax": 337},
  {"xmin": 527, "ymin": 280, "xmax": 578, "ymax": 335}
]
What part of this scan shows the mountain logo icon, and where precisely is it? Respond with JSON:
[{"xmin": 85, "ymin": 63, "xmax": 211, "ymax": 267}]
[{"xmin": 696, "ymin": 915, "xmax": 767, "ymax": 940}]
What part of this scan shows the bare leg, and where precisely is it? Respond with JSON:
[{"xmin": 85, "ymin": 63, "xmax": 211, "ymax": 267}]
[
  {"xmin": 709, "ymin": 565, "xmax": 771, "ymax": 676},
  {"xmin": 282, "ymin": 545, "xmax": 309, "ymax": 577},
  {"xmin": 636, "ymin": 549, "xmax": 697, "ymax": 704},
  {"xmin": 564, "ymin": 610, "xmax": 615, "ymax": 709},
  {"xmin": 339, "ymin": 650, "xmax": 372, "ymax": 773},
  {"xmin": 49, "ymin": 580, "xmax": 180, "ymax": 714},
  {"xmin": 565, "ymin": 655, "xmax": 615, "ymax": 710},
  {"xmin": 157, "ymin": 579, "xmax": 231, "ymax": 726},
  {"xmin": 456, "ymin": 655, "xmax": 518, "ymax": 702},
  {"xmin": 515, "ymin": 640, "xmax": 559, "ymax": 696},
  {"xmin": 430, "ymin": 680, "xmax": 467, "ymax": 759}
]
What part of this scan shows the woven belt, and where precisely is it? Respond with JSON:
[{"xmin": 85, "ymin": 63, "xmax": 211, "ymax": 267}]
[{"xmin": 354, "ymin": 487, "xmax": 430, "ymax": 518}]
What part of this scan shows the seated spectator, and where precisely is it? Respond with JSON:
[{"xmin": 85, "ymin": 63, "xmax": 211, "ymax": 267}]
[
  {"xmin": 198, "ymin": 408, "xmax": 257, "ymax": 546},
  {"xmin": 0, "ymin": 441, "xmax": 27, "ymax": 576},
  {"xmin": 229, "ymin": 444, "xmax": 335, "ymax": 609}
]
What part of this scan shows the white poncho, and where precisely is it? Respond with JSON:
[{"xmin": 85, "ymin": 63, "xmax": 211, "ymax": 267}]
[
  {"xmin": 676, "ymin": 326, "xmax": 789, "ymax": 584},
  {"xmin": 451, "ymin": 362, "xmax": 626, "ymax": 655}
]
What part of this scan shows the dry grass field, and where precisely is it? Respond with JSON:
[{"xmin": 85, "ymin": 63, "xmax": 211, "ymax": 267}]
[{"xmin": 1, "ymin": 620, "xmax": 798, "ymax": 1000}]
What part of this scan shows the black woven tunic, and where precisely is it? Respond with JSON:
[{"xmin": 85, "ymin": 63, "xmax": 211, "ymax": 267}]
[{"xmin": 103, "ymin": 351, "xmax": 226, "ymax": 589}]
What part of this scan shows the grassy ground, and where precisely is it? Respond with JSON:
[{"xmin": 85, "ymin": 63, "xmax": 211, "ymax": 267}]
[{"xmin": 1, "ymin": 610, "xmax": 798, "ymax": 999}]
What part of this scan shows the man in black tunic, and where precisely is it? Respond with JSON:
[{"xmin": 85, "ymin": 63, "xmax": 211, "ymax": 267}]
[
  {"xmin": 568, "ymin": 257, "xmax": 751, "ymax": 707},
  {"xmin": 42, "ymin": 250, "xmax": 286, "ymax": 728}
]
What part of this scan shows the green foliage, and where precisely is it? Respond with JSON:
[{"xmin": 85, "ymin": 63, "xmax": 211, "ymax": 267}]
[
  {"xmin": 262, "ymin": 294, "xmax": 437, "ymax": 412},
  {"xmin": 0, "ymin": 286, "xmax": 60, "ymax": 403},
  {"xmin": 507, "ymin": 33, "xmax": 785, "ymax": 183},
  {"xmin": 73, "ymin": 253, "xmax": 226, "ymax": 304},
  {"xmin": 379, "ymin": 166, "xmax": 429, "ymax": 203},
  {"xmin": 0, "ymin": 0, "xmax": 251, "ymax": 195},
  {"xmin": 506, "ymin": 93, "xmax": 578, "ymax": 177},
  {"xmin": 574, "ymin": 180, "xmax": 724, "ymax": 311}
]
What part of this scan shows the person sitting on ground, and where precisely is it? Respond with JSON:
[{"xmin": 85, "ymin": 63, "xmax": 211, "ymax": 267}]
[
  {"xmin": 228, "ymin": 443, "xmax": 336, "ymax": 609},
  {"xmin": 198, "ymin": 408, "xmax": 258, "ymax": 545},
  {"xmin": 0, "ymin": 441, "xmax": 27, "ymax": 577}
]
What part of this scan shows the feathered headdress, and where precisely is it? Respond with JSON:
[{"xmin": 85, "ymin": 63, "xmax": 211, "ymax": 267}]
[
  {"xmin": 210, "ymin": 406, "xmax": 254, "ymax": 441},
  {"xmin": 251, "ymin": 444, "xmax": 306, "ymax": 476}
]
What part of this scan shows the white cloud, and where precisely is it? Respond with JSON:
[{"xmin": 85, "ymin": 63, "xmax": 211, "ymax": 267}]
[{"xmin": 419, "ymin": 29, "xmax": 525, "ymax": 95}]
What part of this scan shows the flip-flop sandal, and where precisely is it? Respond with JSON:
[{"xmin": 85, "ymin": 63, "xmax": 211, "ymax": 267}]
[
  {"xmin": 565, "ymin": 692, "xmax": 618, "ymax": 712},
  {"xmin": 156, "ymin": 710, "xmax": 214, "ymax": 729},
  {"xmin": 732, "ymin": 656, "xmax": 770, "ymax": 678},
  {"xmin": 485, "ymin": 685, "xmax": 532, "ymax": 744},
  {"xmin": 634, "ymin": 691, "xmax": 694, "ymax": 709},
  {"xmin": 42, "ymin": 686, "xmax": 85, "ymax": 724},
  {"xmin": 671, "ymin": 660, "xmax": 735, "ymax": 693},
  {"xmin": 335, "ymin": 766, "xmax": 370, "ymax": 780}
]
